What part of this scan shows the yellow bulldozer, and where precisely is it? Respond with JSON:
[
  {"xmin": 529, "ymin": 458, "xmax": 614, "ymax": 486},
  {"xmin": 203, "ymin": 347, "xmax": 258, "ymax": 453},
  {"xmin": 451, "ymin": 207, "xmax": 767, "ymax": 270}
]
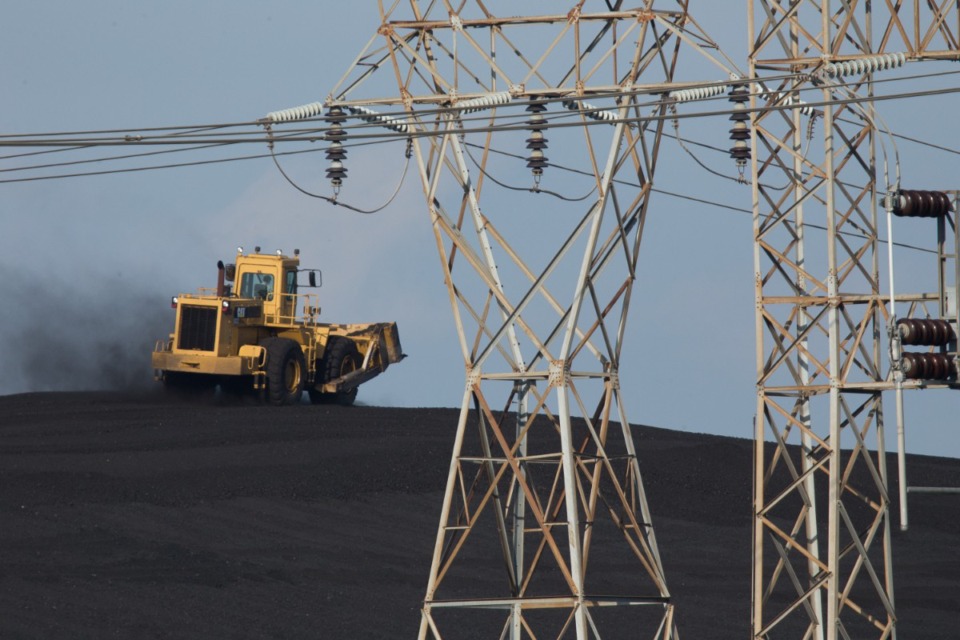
[{"xmin": 152, "ymin": 247, "xmax": 403, "ymax": 405}]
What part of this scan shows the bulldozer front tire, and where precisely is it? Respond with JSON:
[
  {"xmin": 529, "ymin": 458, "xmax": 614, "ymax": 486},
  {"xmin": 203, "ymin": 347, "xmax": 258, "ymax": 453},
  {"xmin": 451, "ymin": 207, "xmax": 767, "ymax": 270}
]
[{"xmin": 261, "ymin": 338, "xmax": 306, "ymax": 406}]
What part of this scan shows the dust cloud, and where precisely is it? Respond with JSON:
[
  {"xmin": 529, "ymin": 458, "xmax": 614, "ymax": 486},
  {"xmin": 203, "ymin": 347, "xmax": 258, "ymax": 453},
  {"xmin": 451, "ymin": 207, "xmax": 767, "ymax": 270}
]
[{"xmin": 0, "ymin": 266, "xmax": 173, "ymax": 396}]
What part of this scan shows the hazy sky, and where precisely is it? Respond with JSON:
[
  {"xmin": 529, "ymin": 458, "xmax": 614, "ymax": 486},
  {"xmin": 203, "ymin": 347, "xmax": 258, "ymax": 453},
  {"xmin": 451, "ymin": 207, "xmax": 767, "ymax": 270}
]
[{"xmin": 1, "ymin": 2, "xmax": 957, "ymax": 459}]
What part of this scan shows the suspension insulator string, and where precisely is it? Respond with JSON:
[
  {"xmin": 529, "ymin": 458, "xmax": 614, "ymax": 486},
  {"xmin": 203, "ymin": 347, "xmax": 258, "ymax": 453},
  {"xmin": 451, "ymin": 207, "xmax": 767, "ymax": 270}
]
[
  {"xmin": 262, "ymin": 121, "xmax": 411, "ymax": 216},
  {"xmin": 667, "ymin": 84, "xmax": 729, "ymax": 104},
  {"xmin": 727, "ymin": 85, "xmax": 751, "ymax": 183},
  {"xmin": 324, "ymin": 106, "xmax": 348, "ymax": 198},
  {"xmin": 561, "ymin": 99, "xmax": 620, "ymax": 123},
  {"xmin": 820, "ymin": 52, "xmax": 907, "ymax": 79},
  {"xmin": 346, "ymin": 105, "xmax": 411, "ymax": 134},
  {"xmin": 263, "ymin": 101, "xmax": 325, "ymax": 124},
  {"xmin": 525, "ymin": 99, "xmax": 549, "ymax": 186},
  {"xmin": 454, "ymin": 91, "xmax": 513, "ymax": 114}
]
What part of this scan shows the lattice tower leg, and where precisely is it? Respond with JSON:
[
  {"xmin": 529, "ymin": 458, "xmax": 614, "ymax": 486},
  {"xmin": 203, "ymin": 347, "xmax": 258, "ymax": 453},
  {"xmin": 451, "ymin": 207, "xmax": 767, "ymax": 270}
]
[{"xmin": 410, "ymin": 112, "xmax": 677, "ymax": 639}]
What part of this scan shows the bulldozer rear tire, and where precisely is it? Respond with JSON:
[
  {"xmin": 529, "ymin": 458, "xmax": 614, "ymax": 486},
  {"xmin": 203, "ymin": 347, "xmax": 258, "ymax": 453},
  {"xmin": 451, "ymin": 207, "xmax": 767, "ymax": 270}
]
[
  {"xmin": 310, "ymin": 337, "xmax": 360, "ymax": 406},
  {"xmin": 261, "ymin": 338, "xmax": 306, "ymax": 406}
]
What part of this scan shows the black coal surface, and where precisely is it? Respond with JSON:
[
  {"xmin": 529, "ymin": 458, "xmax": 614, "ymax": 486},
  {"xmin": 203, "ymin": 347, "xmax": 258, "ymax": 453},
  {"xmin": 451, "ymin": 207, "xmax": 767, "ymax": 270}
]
[{"xmin": 1, "ymin": 392, "xmax": 957, "ymax": 639}]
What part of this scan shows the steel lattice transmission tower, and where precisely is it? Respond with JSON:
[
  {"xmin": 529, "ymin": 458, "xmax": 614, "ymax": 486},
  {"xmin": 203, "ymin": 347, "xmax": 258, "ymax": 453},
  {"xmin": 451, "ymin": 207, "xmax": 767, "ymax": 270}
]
[
  {"xmin": 313, "ymin": 1, "xmax": 736, "ymax": 638},
  {"xmin": 747, "ymin": 2, "xmax": 960, "ymax": 639}
]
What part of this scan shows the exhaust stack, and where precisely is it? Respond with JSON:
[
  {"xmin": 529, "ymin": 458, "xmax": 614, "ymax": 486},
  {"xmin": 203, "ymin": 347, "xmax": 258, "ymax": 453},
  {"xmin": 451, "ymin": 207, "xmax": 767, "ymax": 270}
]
[{"xmin": 216, "ymin": 261, "xmax": 226, "ymax": 297}]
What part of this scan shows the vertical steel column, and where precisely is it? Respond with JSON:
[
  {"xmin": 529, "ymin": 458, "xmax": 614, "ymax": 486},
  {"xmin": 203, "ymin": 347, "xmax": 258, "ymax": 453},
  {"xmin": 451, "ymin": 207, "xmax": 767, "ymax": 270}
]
[{"xmin": 821, "ymin": 80, "xmax": 842, "ymax": 640}]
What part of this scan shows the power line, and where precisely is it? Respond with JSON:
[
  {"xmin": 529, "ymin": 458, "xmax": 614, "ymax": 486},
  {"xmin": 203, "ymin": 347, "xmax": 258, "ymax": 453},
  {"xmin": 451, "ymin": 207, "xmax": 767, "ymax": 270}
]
[
  {"xmin": 0, "ymin": 147, "xmax": 310, "ymax": 184},
  {"xmin": 0, "ymin": 142, "xmax": 230, "ymax": 174},
  {"xmin": 468, "ymin": 142, "xmax": 940, "ymax": 256},
  {"xmin": 889, "ymin": 130, "xmax": 960, "ymax": 157},
  {"xmin": 0, "ymin": 122, "xmax": 249, "ymax": 141},
  {"xmin": 0, "ymin": 114, "xmax": 940, "ymax": 257},
  {"xmin": 0, "ymin": 126, "xmax": 320, "ymax": 176},
  {"xmin": 264, "ymin": 127, "xmax": 413, "ymax": 214},
  {"xmin": 4, "ymin": 70, "xmax": 960, "ymax": 152},
  {"xmin": 0, "ymin": 64, "xmax": 953, "ymax": 258},
  {"xmin": 0, "ymin": 145, "xmax": 92, "ymax": 161},
  {"xmin": 0, "ymin": 130, "xmax": 403, "ymax": 183},
  {"xmin": 6, "ymin": 64, "xmax": 957, "ymax": 191},
  {"xmin": 461, "ymin": 141, "xmax": 597, "ymax": 202},
  {"xmin": 0, "ymin": 132, "xmax": 415, "ymax": 185}
]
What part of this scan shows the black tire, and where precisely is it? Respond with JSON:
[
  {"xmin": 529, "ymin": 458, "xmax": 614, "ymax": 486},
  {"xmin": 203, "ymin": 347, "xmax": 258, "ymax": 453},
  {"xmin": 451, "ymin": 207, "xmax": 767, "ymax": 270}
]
[
  {"xmin": 311, "ymin": 337, "xmax": 360, "ymax": 406},
  {"xmin": 261, "ymin": 337, "xmax": 306, "ymax": 406}
]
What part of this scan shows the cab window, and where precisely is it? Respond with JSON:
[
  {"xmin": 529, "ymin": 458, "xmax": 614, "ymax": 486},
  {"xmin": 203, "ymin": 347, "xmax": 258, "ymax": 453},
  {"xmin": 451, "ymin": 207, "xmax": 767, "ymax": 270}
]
[
  {"xmin": 240, "ymin": 272, "xmax": 274, "ymax": 300},
  {"xmin": 285, "ymin": 270, "xmax": 297, "ymax": 297}
]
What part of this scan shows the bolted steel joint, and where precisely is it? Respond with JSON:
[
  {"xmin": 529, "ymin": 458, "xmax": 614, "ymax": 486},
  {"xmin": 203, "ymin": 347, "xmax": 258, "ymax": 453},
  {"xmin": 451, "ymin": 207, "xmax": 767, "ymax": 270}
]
[
  {"xmin": 465, "ymin": 366, "xmax": 482, "ymax": 390},
  {"xmin": 607, "ymin": 370, "xmax": 620, "ymax": 391},
  {"xmin": 549, "ymin": 360, "xmax": 570, "ymax": 388}
]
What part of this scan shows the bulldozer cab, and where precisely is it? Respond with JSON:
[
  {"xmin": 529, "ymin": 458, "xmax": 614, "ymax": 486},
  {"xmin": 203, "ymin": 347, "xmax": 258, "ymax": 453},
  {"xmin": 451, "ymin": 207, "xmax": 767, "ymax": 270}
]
[{"xmin": 233, "ymin": 251, "xmax": 301, "ymax": 323}]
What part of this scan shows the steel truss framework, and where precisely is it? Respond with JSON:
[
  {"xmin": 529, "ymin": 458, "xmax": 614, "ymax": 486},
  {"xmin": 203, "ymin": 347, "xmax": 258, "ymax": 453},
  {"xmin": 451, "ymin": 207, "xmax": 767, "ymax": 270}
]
[
  {"xmin": 748, "ymin": 2, "xmax": 960, "ymax": 639},
  {"xmin": 321, "ymin": 1, "xmax": 737, "ymax": 638}
]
